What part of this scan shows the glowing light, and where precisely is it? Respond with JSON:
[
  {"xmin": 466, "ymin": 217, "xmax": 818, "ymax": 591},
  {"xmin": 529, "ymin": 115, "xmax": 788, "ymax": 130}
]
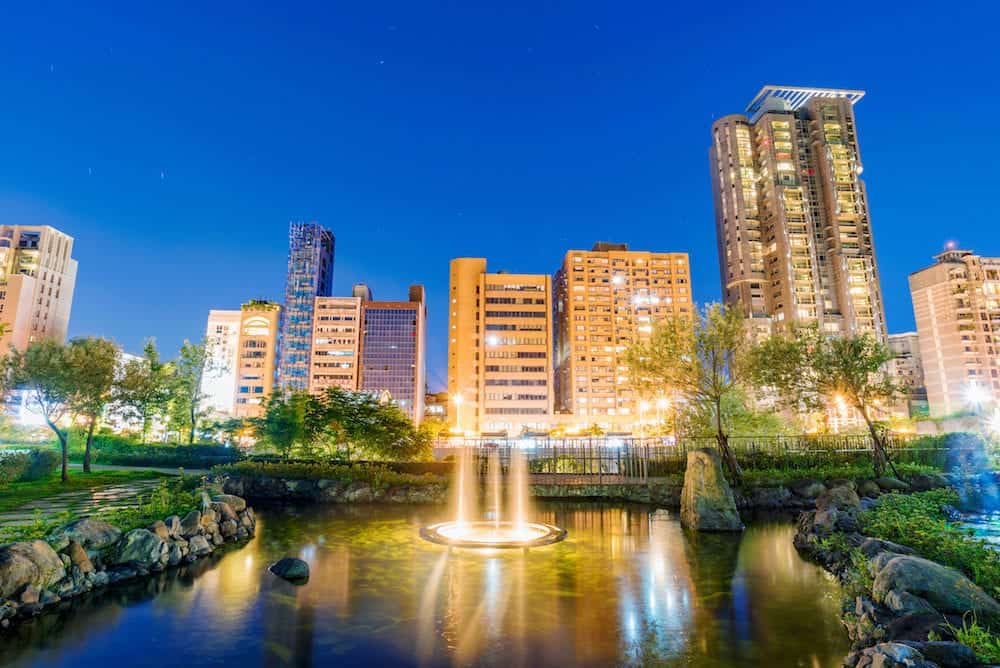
[
  {"xmin": 966, "ymin": 382, "xmax": 988, "ymax": 408},
  {"xmin": 639, "ymin": 401, "xmax": 651, "ymax": 411},
  {"xmin": 612, "ymin": 274, "xmax": 624, "ymax": 285},
  {"xmin": 656, "ymin": 398, "xmax": 670, "ymax": 410},
  {"xmin": 452, "ymin": 393, "xmax": 464, "ymax": 406},
  {"xmin": 486, "ymin": 334, "xmax": 500, "ymax": 346}
]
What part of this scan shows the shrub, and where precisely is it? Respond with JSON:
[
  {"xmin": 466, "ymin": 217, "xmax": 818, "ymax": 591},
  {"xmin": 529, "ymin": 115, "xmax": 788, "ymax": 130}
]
[
  {"xmin": 21, "ymin": 448, "xmax": 60, "ymax": 481},
  {"xmin": 0, "ymin": 450, "xmax": 31, "ymax": 484},
  {"xmin": 946, "ymin": 616, "xmax": 1000, "ymax": 664},
  {"xmin": 214, "ymin": 461, "xmax": 445, "ymax": 489},
  {"xmin": 861, "ymin": 489, "xmax": 1000, "ymax": 596},
  {"xmin": 0, "ymin": 448, "xmax": 60, "ymax": 483},
  {"xmin": 67, "ymin": 433, "xmax": 244, "ymax": 469}
]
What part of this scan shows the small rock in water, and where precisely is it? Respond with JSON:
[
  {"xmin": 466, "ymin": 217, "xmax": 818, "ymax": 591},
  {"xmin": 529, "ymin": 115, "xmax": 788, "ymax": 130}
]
[{"xmin": 269, "ymin": 557, "xmax": 309, "ymax": 583}]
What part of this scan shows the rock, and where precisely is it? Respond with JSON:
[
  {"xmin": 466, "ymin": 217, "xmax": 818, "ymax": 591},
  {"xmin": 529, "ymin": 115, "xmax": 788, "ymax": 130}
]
[
  {"xmin": 220, "ymin": 519, "xmax": 238, "ymax": 538},
  {"xmin": 845, "ymin": 642, "xmax": 937, "ymax": 668},
  {"xmin": 873, "ymin": 555, "xmax": 1000, "ymax": 625},
  {"xmin": 19, "ymin": 584, "xmax": 39, "ymax": 605},
  {"xmin": 745, "ymin": 486, "xmax": 793, "ymax": 509},
  {"xmin": 148, "ymin": 520, "xmax": 170, "ymax": 541},
  {"xmin": 47, "ymin": 518, "xmax": 122, "ymax": 556},
  {"xmin": 909, "ymin": 474, "xmax": 943, "ymax": 493},
  {"xmin": 212, "ymin": 494, "xmax": 247, "ymax": 512},
  {"xmin": 65, "ymin": 540, "xmax": 94, "ymax": 574},
  {"xmin": 111, "ymin": 529, "xmax": 168, "ymax": 568},
  {"xmin": 790, "ymin": 479, "xmax": 827, "ymax": 499},
  {"xmin": 679, "ymin": 449, "xmax": 743, "ymax": 532},
  {"xmin": 877, "ymin": 477, "xmax": 911, "ymax": 492},
  {"xmin": 163, "ymin": 515, "xmax": 182, "ymax": 538},
  {"xmin": 860, "ymin": 497, "xmax": 879, "ymax": 511},
  {"xmin": 236, "ymin": 527, "xmax": 249, "ymax": 540},
  {"xmin": 167, "ymin": 543, "xmax": 183, "ymax": 566},
  {"xmin": 201, "ymin": 508, "xmax": 217, "ymax": 525},
  {"xmin": 859, "ymin": 538, "xmax": 917, "ymax": 559},
  {"xmin": 38, "ymin": 589, "xmax": 59, "ymax": 605},
  {"xmin": 211, "ymin": 502, "xmax": 238, "ymax": 523},
  {"xmin": 211, "ymin": 532, "xmax": 224, "ymax": 546},
  {"xmin": 188, "ymin": 535, "xmax": 212, "ymax": 556},
  {"xmin": 816, "ymin": 485, "xmax": 860, "ymax": 511},
  {"xmin": 858, "ymin": 479, "xmax": 882, "ymax": 498},
  {"xmin": 898, "ymin": 641, "xmax": 977, "ymax": 668},
  {"xmin": 883, "ymin": 589, "xmax": 937, "ymax": 616},
  {"xmin": 269, "ymin": 557, "xmax": 309, "ymax": 583},
  {"xmin": 179, "ymin": 510, "xmax": 201, "ymax": 537},
  {"xmin": 239, "ymin": 513, "xmax": 254, "ymax": 529},
  {"xmin": 0, "ymin": 540, "xmax": 67, "ymax": 600}
]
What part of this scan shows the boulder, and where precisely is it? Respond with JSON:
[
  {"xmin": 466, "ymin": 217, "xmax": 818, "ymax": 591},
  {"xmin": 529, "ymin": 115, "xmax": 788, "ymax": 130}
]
[
  {"xmin": 148, "ymin": 520, "xmax": 170, "ymax": 541},
  {"xmin": 859, "ymin": 538, "xmax": 917, "ymax": 559},
  {"xmin": 163, "ymin": 516, "xmax": 182, "ymax": 538},
  {"xmin": 220, "ymin": 519, "xmax": 238, "ymax": 539},
  {"xmin": 65, "ymin": 541, "xmax": 94, "ymax": 574},
  {"xmin": 47, "ymin": 518, "xmax": 121, "ymax": 556},
  {"xmin": 188, "ymin": 535, "xmax": 212, "ymax": 556},
  {"xmin": 844, "ymin": 642, "xmax": 936, "ymax": 668},
  {"xmin": 790, "ymin": 479, "xmax": 826, "ymax": 499},
  {"xmin": 898, "ymin": 641, "xmax": 977, "ymax": 668},
  {"xmin": 0, "ymin": 540, "xmax": 66, "ymax": 599},
  {"xmin": 179, "ymin": 510, "xmax": 202, "ymax": 538},
  {"xmin": 679, "ymin": 449, "xmax": 743, "ymax": 532},
  {"xmin": 269, "ymin": 557, "xmax": 309, "ymax": 583},
  {"xmin": 857, "ymin": 479, "xmax": 882, "ymax": 498},
  {"xmin": 200, "ymin": 508, "xmax": 217, "ymax": 525},
  {"xmin": 212, "ymin": 494, "xmax": 247, "ymax": 512},
  {"xmin": 111, "ymin": 529, "xmax": 168, "ymax": 568},
  {"xmin": 873, "ymin": 555, "xmax": 1000, "ymax": 625},
  {"xmin": 211, "ymin": 501, "xmax": 238, "ymax": 523},
  {"xmin": 816, "ymin": 485, "xmax": 860, "ymax": 512},
  {"xmin": 877, "ymin": 477, "xmax": 911, "ymax": 492},
  {"xmin": 167, "ymin": 543, "xmax": 183, "ymax": 566}
]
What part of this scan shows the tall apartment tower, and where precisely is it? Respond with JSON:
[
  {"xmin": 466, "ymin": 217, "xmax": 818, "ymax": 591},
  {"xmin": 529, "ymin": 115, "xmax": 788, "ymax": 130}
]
[
  {"xmin": 235, "ymin": 300, "xmax": 282, "ymax": 418},
  {"xmin": 710, "ymin": 85, "xmax": 886, "ymax": 341},
  {"xmin": 909, "ymin": 249, "xmax": 1000, "ymax": 416},
  {"xmin": 887, "ymin": 332, "xmax": 928, "ymax": 417},
  {"xmin": 308, "ymin": 296, "xmax": 363, "ymax": 393},
  {"xmin": 0, "ymin": 225, "xmax": 78, "ymax": 351},
  {"xmin": 553, "ymin": 243, "xmax": 692, "ymax": 430},
  {"xmin": 200, "ymin": 309, "xmax": 242, "ymax": 416},
  {"xmin": 278, "ymin": 221, "xmax": 335, "ymax": 391},
  {"xmin": 448, "ymin": 259, "xmax": 553, "ymax": 435},
  {"xmin": 359, "ymin": 285, "xmax": 427, "ymax": 424}
]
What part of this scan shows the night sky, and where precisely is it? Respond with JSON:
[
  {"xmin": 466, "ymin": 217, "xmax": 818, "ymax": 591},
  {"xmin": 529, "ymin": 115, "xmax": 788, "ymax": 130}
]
[{"xmin": 1, "ymin": 2, "xmax": 997, "ymax": 391}]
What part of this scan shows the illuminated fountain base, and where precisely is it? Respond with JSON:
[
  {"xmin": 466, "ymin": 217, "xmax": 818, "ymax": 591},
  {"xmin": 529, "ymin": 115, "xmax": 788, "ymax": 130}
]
[{"xmin": 420, "ymin": 520, "xmax": 567, "ymax": 549}]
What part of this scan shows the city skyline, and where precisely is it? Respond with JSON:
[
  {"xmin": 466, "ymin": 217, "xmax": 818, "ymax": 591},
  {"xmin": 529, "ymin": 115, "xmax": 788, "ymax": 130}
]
[{"xmin": 2, "ymin": 4, "xmax": 997, "ymax": 391}]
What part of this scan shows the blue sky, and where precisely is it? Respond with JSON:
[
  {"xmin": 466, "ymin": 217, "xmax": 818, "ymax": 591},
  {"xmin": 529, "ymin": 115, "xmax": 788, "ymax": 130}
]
[{"xmin": 1, "ymin": 2, "xmax": 997, "ymax": 391}]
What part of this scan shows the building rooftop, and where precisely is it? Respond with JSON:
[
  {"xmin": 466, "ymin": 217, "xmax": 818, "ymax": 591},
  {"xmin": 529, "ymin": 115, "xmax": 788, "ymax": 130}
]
[{"xmin": 746, "ymin": 85, "xmax": 865, "ymax": 119}]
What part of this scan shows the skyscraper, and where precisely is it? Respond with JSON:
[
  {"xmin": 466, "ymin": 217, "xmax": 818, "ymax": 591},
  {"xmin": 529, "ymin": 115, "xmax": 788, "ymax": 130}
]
[
  {"xmin": 278, "ymin": 221, "xmax": 335, "ymax": 391},
  {"xmin": 359, "ymin": 285, "xmax": 427, "ymax": 424},
  {"xmin": 709, "ymin": 85, "xmax": 886, "ymax": 341},
  {"xmin": 888, "ymin": 332, "xmax": 928, "ymax": 418},
  {"xmin": 235, "ymin": 300, "xmax": 282, "ymax": 418},
  {"xmin": 909, "ymin": 248, "xmax": 1000, "ymax": 416},
  {"xmin": 0, "ymin": 225, "xmax": 78, "ymax": 350},
  {"xmin": 201, "ymin": 309, "xmax": 241, "ymax": 416},
  {"xmin": 553, "ymin": 243, "xmax": 692, "ymax": 430},
  {"xmin": 448, "ymin": 259, "xmax": 553, "ymax": 435},
  {"xmin": 308, "ymin": 295, "xmax": 363, "ymax": 393}
]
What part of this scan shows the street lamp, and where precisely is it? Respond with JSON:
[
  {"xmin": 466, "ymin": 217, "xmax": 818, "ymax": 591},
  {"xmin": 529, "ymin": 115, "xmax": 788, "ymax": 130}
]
[{"xmin": 966, "ymin": 382, "xmax": 988, "ymax": 414}]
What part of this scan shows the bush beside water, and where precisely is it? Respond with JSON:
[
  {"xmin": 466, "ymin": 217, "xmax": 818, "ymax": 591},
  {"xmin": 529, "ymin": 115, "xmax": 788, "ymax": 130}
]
[
  {"xmin": 69, "ymin": 434, "xmax": 243, "ymax": 469},
  {"xmin": 0, "ymin": 449, "xmax": 60, "ymax": 484},
  {"xmin": 215, "ymin": 461, "xmax": 445, "ymax": 488}
]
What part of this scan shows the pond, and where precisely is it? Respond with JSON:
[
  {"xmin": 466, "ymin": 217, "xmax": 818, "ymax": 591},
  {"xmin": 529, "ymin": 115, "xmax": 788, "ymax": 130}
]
[{"xmin": 1, "ymin": 503, "xmax": 848, "ymax": 667}]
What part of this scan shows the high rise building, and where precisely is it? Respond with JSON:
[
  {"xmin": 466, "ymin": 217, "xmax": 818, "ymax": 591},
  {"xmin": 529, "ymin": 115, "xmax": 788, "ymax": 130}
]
[
  {"xmin": 201, "ymin": 309, "xmax": 241, "ymax": 416},
  {"xmin": 448, "ymin": 259, "xmax": 553, "ymax": 435},
  {"xmin": 308, "ymin": 296, "xmax": 363, "ymax": 393},
  {"xmin": 278, "ymin": 221, "xmax": 335, "ymax": 391},
  {"xmin": 710, "ymin": 85, "xmax": 886, "ymax": 341},
  {"xmin": 0, "ymin": 225, "xmax": 78, "ymax": 350},
  {"xmin": 234, "ymin": 300, "xmax": 282, "ymax": 419},
  {"xmin": 359, "ymin": 285, "xmax": 427, "ymax": 424},
  {"xmin": 553, "ymin": 243, "xmax": 692, "ymax": 430},
  {"xmin": 909, "ymin": 248, "xmax": 1000, "ymax": 416},
  {"xmin": 888, "ymin": 331, "xmax": 928, "ymax": 418}
]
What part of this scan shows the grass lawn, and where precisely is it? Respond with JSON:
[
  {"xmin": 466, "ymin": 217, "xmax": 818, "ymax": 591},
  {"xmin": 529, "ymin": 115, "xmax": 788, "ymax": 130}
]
[{"xmin": 0, "ymin": 469, "xmax": 169, "ymax": 514}]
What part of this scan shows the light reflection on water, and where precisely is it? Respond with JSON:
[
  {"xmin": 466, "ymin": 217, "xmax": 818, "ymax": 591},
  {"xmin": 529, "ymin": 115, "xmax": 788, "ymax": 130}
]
[{"xmin": 1, "ymin": 503, "xmax": 848, "ymax": 667}]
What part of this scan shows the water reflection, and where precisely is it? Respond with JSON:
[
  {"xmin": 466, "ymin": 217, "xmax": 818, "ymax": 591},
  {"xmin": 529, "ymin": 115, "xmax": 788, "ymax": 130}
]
[{"xmin": 3, "ymin": 503, "xmax": 847, "ymax": 668}]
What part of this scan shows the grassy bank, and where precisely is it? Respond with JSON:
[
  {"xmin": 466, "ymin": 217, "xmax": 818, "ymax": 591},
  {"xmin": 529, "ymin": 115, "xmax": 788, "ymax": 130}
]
[
  {"xmin": 214, "ymin": 461, "xmax": 446, "ymax": 488},
  {"xmin": 0, "ymin": 469, "xmax": 168, "ymax": 515}
]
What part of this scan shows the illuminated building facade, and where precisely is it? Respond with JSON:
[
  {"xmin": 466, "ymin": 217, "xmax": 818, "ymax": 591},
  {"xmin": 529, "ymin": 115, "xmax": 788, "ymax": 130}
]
[
  {"xmin": 909, "ymin": 249, "xmax": 1000, "ymax": 416},
  {"xmin": 309, "ymin": 296, "xmax": 363, "ymax": 393},
  {"xmin": 0, "ymin": 225, "xmax": 78, "ymax": 351},
  {"xmin": 278, "ymin": 221, "xmax": 335, "ymax": 391},
  {"xmin": 235, "ymin": 300, "xmax": 282, "ymax": 418},
  {"xmin": 201, "ymin": 309, "xmax": 241, "ymax": 416},
  {"xmin": 553, "ymin": 243, "xmax": 692, "ymax": 430},
  {"xmin": 887, "ymin": 331, "xmax": 928, "ymax": 418},
  {"xmin": 710, "ymin": 85, "xmax": 886, "ymax": 341},
  {"xmin": 448, "ymin": 259, "xmax": 553, "ymax": 434}
]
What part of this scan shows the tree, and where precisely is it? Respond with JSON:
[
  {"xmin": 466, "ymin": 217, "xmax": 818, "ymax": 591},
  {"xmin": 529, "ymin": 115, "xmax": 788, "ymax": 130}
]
[
  {"xmin": 67, "ymin": 337, "xmax": 120, "ymax": 473},
  {"xmin": 169, "ymin": 339, "xmax": 209, "ymax": 444},
  {"xmin": 113, "ymin": 339, "xmax": 172, "ymax": 441},
  {"xmin": 256, "ymin": 391, "xmax": 318, "ymax": 459},
  {"xmin": 748, "ymin": 327, "xmax": 902, "ymax": 476},
  {"xmin": 0, "ymin": 340, "xmax": 75, "ymax": 481},
  {"xmin": 318, "ymin": 387, "xmax": 431, "ymax": 462},
  {"xmin": 624, "ymin": 303, "xmax": 749, "ymax": 482}
]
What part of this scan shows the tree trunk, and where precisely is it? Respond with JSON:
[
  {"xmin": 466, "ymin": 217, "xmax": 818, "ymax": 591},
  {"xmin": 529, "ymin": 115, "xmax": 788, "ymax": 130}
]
[
  {"xmin": 44, "ymin": 417, "xmax": 69, "ymax": 482},
  {"xmin": 188, "ymin": 398, "xmax": 196, "ymax": 444},
  {"xmin": 859, "ymin": 403, "xmax": 898, "ymax": 479},
  {"xmin": 714, "ymin": 397, "xmax": 743, "ymax": 483},
  {"xmin": 84, "ymin": 418, "xmax": 96, "ymax": 473}
]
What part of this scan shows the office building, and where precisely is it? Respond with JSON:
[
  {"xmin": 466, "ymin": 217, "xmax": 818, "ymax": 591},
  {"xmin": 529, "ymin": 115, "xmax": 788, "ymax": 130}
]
[
  {"xmin": 553, "ymin": 243, "xmax": 692, "ymax": 430},
  {"xmin": 710, "ymin": 85, "xmax": 886, "ymax": 341},
  {"xmin": 278, "ymin": 221, "xmax": 335, "ymax": 391},
  {"xmin": 201, "ymin": 309, "xmax": 241, "ymax": 416},
  {"xmin": 910, "ymin": 248, "xmax": 1000, "ymax": 416},
  {"xmin": 308, "ymin": 296, "xmax": 363, "ymax": 393},
  {"xmin": 0, "ymin": 225, "xmax": 78, "ymax": 350},
  {"xmin": 234, "ymin": 300, "xmax": 282, "ymax": 419},
  {"xmin": 359, "ymin": 285, "xmax": 427, "ymax": 424},
  {"xmin": 448, "ymin": 259, "xmax": 553, "ymax": 435},
  {"xmin": 888, "ymin": 332, "xmax": 928, "ymax": 418}
]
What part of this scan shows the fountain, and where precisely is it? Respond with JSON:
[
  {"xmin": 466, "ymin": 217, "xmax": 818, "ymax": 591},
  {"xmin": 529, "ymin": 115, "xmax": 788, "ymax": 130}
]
[{"xmin": 420, "ymin": 447, "xmax": 566, "ymax": 549}]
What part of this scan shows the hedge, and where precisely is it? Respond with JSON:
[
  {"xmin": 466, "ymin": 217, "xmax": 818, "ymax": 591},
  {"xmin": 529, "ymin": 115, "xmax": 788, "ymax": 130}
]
[{"xmin": 0, "ymin": 448, "xmax": 60, "ymax": 484}]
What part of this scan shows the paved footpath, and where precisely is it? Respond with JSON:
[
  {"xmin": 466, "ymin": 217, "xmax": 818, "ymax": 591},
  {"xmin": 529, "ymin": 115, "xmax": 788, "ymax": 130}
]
[{"xmin": 0, "ymin": 464, "xmax": 209, "ymax": 527}]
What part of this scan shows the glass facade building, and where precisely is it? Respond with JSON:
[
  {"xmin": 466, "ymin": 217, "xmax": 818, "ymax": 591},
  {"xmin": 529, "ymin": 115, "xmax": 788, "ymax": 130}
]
[{"xmin": 359, "ymin": 286, "xmax": 426, "ymax": 423}]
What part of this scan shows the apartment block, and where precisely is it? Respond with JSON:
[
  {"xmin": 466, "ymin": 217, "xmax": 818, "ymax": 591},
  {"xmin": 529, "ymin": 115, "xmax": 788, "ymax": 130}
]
[
  {"xmin": 887, "ymin": 331, "xmax": 928, "ymax": 418},
  {"xmin": 0, "ymin": 225, "xmax": 78, "ymax": 351},
  {"xmin": 359, "ymin": 285, "xmax": 427, "ymax": 424},
  {"xmin": 309, "ymin": 296, "xmax": 363, "ymax": 393},
  {"xmin": 278, "ymin": 221, "xmax": 335, "ymax": 391},
  {"xmin": 909, "ymin": 249, "xmax": 1000, "ymax": 417},
  {"xmin": 553, "ymin": 243, "xmax": 692, "ymax": 430},
  {"xmin": 710, "ymin": 85, "xmax": 886, "ymax": 341},
  {"xmin": 201, "ymin": 309, "xmax": 241, "ymax": 416},
  {"xmin": 448, "ymin": 259, "xmax": 552, "ymax": 435},
  {"xmin": 234, "ymin": 300, "xmax": 282, "ymax": 419}
]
